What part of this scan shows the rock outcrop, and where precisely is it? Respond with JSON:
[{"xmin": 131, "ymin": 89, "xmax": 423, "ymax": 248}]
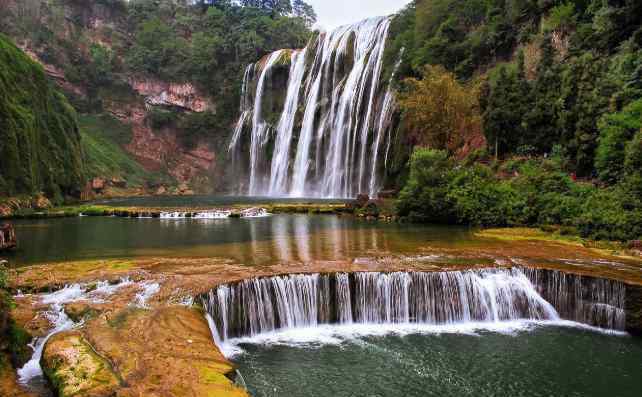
[
  {"xmin": 41, "ymin": 332, "xmax": 121, "ymax": 397},
  {"xmin": 129, "ymin": 78, "xmax": 212, "ymax": 112}
]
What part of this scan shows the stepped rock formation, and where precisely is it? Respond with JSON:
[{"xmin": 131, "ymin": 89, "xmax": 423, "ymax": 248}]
[
  {"xmin": 230, "ymin": 17, "xmax": 398, "ymax": 198},
  {"xmin": 203, "ymin": 268, "xmax": 628, "ymax": 341}
]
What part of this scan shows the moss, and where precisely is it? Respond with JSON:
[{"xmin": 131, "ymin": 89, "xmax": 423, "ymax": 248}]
[
  {"xmin": 8, "ymin": 321, "xmax": 32, "ymax": 367},
  {"xmin": 0, "ymin": 34, "xmax": 84, "ymax": 200},
  {"xmin": 41, "ymin": 332, "xmax": 120, "ymax": 397}
]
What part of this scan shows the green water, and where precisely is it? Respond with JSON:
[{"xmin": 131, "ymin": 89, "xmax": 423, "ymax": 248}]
[
  {"xmin": 2, "ymin": 214, "xmax": 474, "ymax": 265},
  {"xmin": 234, "ymin": 326, "xmax": 642, "ymax": 397}
]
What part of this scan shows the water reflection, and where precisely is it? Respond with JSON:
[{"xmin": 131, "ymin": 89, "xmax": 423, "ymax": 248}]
[{"xmin": 5, "ymin": 215, "xmax": 474, "ymax": 265}]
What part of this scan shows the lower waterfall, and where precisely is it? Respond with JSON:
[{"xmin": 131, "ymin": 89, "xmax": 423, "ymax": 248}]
[{"xmin": 201, "ymin": 268, "xmax": 626, "ymax": 344}]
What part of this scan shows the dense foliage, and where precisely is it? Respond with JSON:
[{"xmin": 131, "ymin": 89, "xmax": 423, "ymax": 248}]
[
  {"xmin": 0, "ymin": 34, "xmax": 84, "ymax": 200},
  {"xmin": 0, "ymin": 0, "xmax": 315, "ymax": 193},
  {"xmin": 398, "ymin": 65, "xmax": 482, "ymax": 152},
  {"xmin": 391, "ymin": 1, "xmax": 641, "ymax": 241},
  {"xmin": 397, "ymin": 148, "xmax": 642, "ymax": 240}
]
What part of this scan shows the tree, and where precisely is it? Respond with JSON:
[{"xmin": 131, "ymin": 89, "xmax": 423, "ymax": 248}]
[{"xmin": 399, "ymin": 65, "xmax": 481, "ymax": 152}]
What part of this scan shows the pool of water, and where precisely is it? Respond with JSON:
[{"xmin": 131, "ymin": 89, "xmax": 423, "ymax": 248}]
[
  {"xmin": 234, "ymin": 325, "xmax": 642, "ymax": 397},
  {"xmin": 92, "ymin": 195, "xmax": 349, "ymax": 208},
  {"xmin": 2, "ymin": 214, "xmax": 476, "ymax": 265}
]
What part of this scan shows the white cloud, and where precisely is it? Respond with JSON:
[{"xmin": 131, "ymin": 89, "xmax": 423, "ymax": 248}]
[{"xmin": 308, "ymin": 0, "xmax": 412, "ymax": 31}]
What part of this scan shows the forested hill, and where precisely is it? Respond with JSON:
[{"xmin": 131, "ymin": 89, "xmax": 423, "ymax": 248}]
[
  {"xmin": 0, "ymin": 34, "xmax": 84, "ymax": 201},
  {"xmin": 387, "ymin": 0, "xmax": 642, "ymax": 240},
  {"xmin": 0, "ymin": 0, "xmax": 315, "ymax": 198}
]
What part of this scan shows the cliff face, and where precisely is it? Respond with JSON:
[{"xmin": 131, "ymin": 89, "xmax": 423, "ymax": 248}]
[
  {"xmin": 0, "ymin": 34, "xmax": 84, "ymax": 200},
  {"xmin": 0, "ymin": 0, "xmax": 219, "ymax": 195}
]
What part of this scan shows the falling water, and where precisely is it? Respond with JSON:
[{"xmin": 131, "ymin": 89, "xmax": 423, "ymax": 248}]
[
  {"xmin": 201, "ymin": 268, "xmax": 626, "ymax": 342},
  {"xmin": 269, "ymin": 49, "xmax": 308, "ymax": 195},
  {"xmin": 229, "ymin": 17, "xmax": 395, "ymax": 198}
]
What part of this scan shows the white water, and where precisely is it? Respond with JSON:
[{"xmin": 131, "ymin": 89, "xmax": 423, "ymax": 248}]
[
  {"xmin": 249, "ymin": 50, "xmax": 285, "ymax": 195},
  {"xmin": 202, "ymin": 268, "xmax": 628, "ymax": 357},
  {"xmin": 229, "ymin": 17, "xmax": 395, "ymax": 198},
  {"xmin": 17, "ymin": 278, "xmax": 155, "ymax": 384}
]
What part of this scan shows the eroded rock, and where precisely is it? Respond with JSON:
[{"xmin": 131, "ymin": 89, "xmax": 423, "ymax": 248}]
[{"xmin": 41, "ymin": 331, "xmax": 120, "ymax": 397}]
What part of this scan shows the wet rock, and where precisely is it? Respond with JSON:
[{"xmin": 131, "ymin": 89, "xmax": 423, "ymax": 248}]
[
  {"xmin": 0, "ymin": 223, "xmax": 17, "ymax": 251},
  {"xmin": 41, "ymin": 332, "xmax": 120, "ymax": 397},
  {"xmin": 85, "ymin": 306, "xmax": 248, "ymax": 396}
]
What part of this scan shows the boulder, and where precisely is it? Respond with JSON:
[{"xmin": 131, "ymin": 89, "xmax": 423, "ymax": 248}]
[
  {"xmin": 41, "ymin": 332, "xmax": 120, "ymax": 397},
  {"xmin": 31, "ymin": 194, "xmax": 52, "ymax": 210},
  {"xmin": 155, "ymin": 185, "xmax": 167, "ymax": 195},
  {"xmin": 91, "ymin": 178, "xmax": 105, "ymax": 192},
  {"xmin": 0, "ymin": 223, "xmax": 16, "ymax": 251},
  {"xmin": 109, "ymin": 177, "xmax": 127, "ymax": 189}
]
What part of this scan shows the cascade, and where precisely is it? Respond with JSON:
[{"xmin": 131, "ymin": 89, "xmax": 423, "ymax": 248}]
[
  {"xmin": 201, "ymin": 268, "xmax": 626, "ymax": 342},
  {"xmin": 229, "ymin": 17, "xmax": 395, "ymax": 198}
]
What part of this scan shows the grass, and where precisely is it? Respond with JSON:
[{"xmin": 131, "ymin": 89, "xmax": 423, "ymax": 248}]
[
  {"xmin": 476, "ymin": 227, "xmax": 642, "ymax": 261},
  {"xmin": 78, "ymin": 114, "xmax": 152, "ymax": 186}
]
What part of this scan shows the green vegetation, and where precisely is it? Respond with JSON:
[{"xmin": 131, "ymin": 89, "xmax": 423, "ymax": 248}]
[
  {"xmin": 0, "ymin": 1, "xmax": 316, "ymax": 195},
  {"xmin": 397, "ymin": 148, "xmax": 642, "ymax": 241},
  {"xmin": 78, "ymin": 114, "xmax": 155, "ymax": 186},
  {"xmin": 0, "ymin": 34, "xmax": 85, "ymax": 201},
  {"xmin": 390, "ymin": 1, "xmax": 641, "ymax": 241}
]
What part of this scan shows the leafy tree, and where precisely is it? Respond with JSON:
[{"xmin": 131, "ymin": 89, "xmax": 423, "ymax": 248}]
[
  {"xmin": 594, "ymin": 99, "xmax": 642, "ymax": 184},
  {"xmin": 399, "ymin": 65, "xmax": 481, "ymax": 152}
]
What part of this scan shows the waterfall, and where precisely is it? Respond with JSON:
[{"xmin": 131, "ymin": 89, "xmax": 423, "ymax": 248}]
[
  {"xmin": 249, "ymin": 50, "xmax": 285, "ymax": 195},
  {"xmin": 269, "ymin": 49, "xmax": 308, "ymax": 195},
  {"xmin": 228, "ymin": 17, "xmax": 394, "ymax": 198},
  {"xmin": 201, "ymin": 268, "xmax": 626, "ymax": 342}
]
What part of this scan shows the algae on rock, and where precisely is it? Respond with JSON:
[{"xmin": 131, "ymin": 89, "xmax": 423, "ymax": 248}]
[{"xmin": 41, "ymin": 332, "xmax": 120, "ymax": 397}]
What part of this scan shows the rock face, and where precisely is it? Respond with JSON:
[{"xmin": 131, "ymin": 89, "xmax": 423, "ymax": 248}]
[
  {"xmin": 129, "ymin": 78, "xmax": 212, "ymax": 112},
  {"xmin": 626, "ymin": 284, "xmax": 642, "ymax": 336},
  {"xmin": 37, "ymin": 306, "xmax": 248, "ymax": 397},
  {"xmin": 0, "ymin": 224, "xmax": 16, "ymax": 251},
  {"xmin": 41, "ymin": 332, "xmax": 121, "ymax": 397}
]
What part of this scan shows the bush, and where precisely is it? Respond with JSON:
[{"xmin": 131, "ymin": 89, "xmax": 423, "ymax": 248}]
[{"xmin": 397, "ymin": 148, "xmax": 642, "ymax": 240}]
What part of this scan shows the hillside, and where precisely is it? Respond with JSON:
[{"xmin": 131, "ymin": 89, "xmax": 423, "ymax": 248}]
[
  {"xmin": 387, "ymin": 0, "xmax": 642, "ymax": 241},
  {"xmin": 0, "ymin": 0, "xmax": 314, "ymax": 195},
  {"xmin": 0, "ymin": 33, "xmax": 84, "ymax": 201}
]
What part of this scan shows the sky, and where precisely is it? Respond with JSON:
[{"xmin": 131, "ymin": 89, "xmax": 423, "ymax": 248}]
[{"xmin": 308, "ymin": 0, "xmax": 412, "ymax": 31}]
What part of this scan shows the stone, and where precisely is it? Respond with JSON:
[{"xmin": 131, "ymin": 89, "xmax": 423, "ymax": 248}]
[
  {"xmin": 110, "ymin": 177, "xmax": 127, "ymax": 188},
  {"xmin": 41, "ymin": 332, "xmax": 120, "ymax": 397},
  {"xmin": 31, "ymin": 194, "xmax": 52, "ymax": 210},
  {"xmin": 155, "ymin": 185, "xmax": 167, "ymax": 195},
  {"xmin": 91, "ymin": 178, "xmax": 106, "ymax": 192}
]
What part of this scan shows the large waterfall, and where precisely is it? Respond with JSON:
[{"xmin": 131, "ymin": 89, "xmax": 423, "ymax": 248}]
[
  {"xmin": 201, "ymin": 268, "xmax": 626, "ymax": 342},
  {"xmin": 228, "ymin": 17, "xmax": 397, "ymax": 198}
]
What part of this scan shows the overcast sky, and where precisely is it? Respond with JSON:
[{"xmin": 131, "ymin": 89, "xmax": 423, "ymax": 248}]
[{"xmin": 308, "ymin": 0, "xmax": 412, "ymax": 31}]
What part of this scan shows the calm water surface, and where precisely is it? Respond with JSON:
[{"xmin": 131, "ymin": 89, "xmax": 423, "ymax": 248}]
[
  {"xmin": 3, "ymin": 215, "xmax": 475, "ymax": 265},
  {"xmin": 235, "ymin": 326, "xmax": 642, "ymax": 397},
  {"xmin": 93, "ymin": 195, "xmax": 350, "ymax": 207}
]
